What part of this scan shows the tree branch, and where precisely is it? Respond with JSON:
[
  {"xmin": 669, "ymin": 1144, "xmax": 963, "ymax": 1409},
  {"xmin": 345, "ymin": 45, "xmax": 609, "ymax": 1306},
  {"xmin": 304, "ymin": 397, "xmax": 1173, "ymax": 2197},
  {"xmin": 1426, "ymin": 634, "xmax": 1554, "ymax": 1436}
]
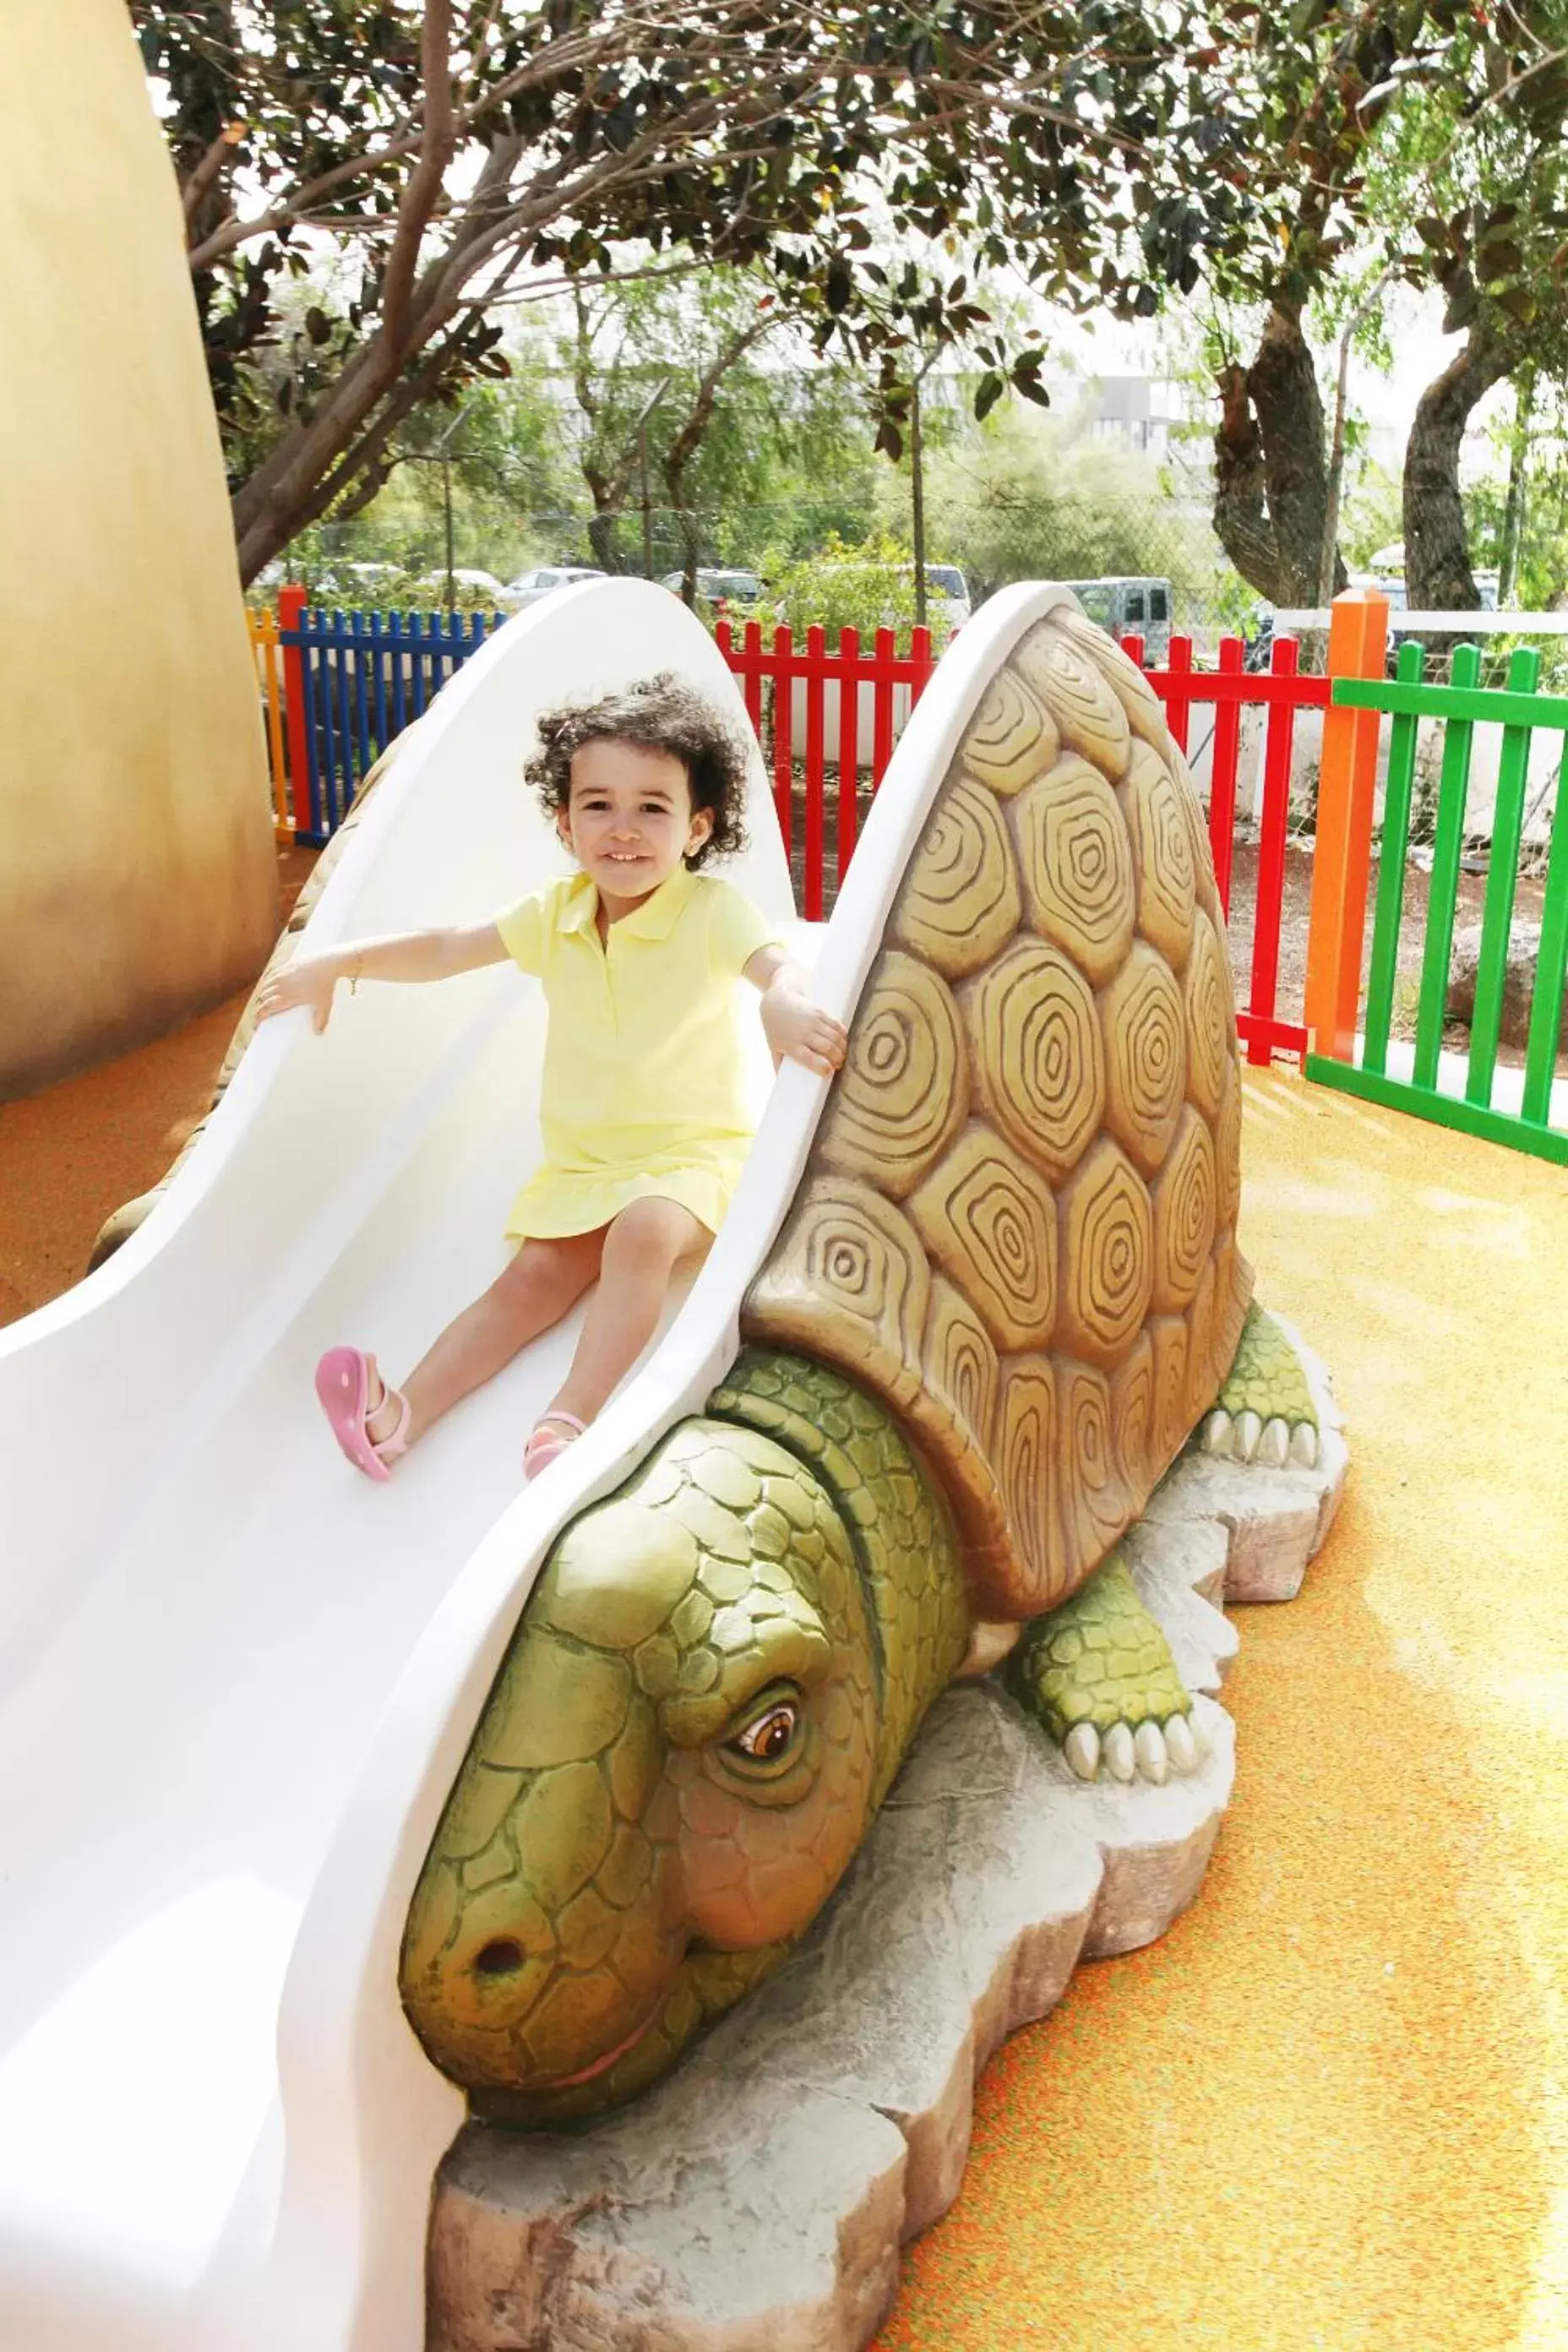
[
  {"xmin": 308, "ymin": 330, "xmax": 487, "ymax": 525},
  {"xmin": 184, "ymin": 12, "xmax": 669, "ymax": 275},
  {"xmin": 231, "ymin": 133, "xmax": 525, "ymax": 572},
  {"xmin": 382, "ymin": 0, "xmax": 458, "ymax": 360},
  {"xmin": 180, "ymin": 121, "xmax": 245, "ymax": 226}
]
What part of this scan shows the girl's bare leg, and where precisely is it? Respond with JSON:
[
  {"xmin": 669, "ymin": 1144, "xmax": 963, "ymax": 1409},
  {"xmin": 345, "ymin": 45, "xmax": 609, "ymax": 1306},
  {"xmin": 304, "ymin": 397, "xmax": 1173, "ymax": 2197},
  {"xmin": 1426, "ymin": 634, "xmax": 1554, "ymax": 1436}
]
[
  {"xmin": 547, "ymin": 1198, "xmax": 710, "ymax": 1429},
  {"xmin": 366, "ymin": 1231, "xmax": 604, "ymax": 1447}
]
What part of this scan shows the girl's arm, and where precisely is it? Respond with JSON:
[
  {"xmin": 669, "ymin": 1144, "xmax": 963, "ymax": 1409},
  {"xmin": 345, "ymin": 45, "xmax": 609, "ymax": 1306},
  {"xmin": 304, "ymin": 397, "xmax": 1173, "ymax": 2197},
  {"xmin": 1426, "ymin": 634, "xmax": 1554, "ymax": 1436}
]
[
  {"xmin": 743, "ymin": 945, "xmax": 849, "ymax": 1078},
  {"xmin": 254, "ymin": 921, "xmax": 512, "ymax": 1034}
]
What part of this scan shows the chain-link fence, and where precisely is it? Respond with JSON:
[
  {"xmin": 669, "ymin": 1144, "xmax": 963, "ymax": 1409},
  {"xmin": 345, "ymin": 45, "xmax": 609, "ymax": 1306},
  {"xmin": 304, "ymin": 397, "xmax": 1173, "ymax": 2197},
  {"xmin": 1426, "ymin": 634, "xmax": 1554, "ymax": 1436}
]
[{"xmin": 280, "ymin": 484, "xmax": 1266, "ymax": 640}]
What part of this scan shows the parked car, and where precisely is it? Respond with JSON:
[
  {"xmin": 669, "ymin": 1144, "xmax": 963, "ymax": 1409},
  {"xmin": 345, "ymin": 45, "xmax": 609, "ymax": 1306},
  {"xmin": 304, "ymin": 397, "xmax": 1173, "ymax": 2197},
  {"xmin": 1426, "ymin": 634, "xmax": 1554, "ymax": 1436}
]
[
  {"xmin": 923, "ymin": 564, "xmax": 972, "ymax": 627},
  {"xmin": 302, "ymin": 559, "xmax": 408, "ymax": 607},
  {"xmin": 822, "ymin": 562, "xmax": 972, "ymax": 629},
  {"xmin": 413, "ymin": 567, "xmax": 509, "ymax": 604},
  {"xmin": 789, "ymin": 560, "xmax": 972, "ymax": 639},
  {"xmin": 1353, "ymin": 569, "xmax": 1500, "ymax": 615},
  {"xmin": 1059, "ymin": 576, "xmax": 1172, "ymax": 657},
  {"xmin": 660, "ymin": 567, "xmax": 766, "ymax": 608},
  {"xmin": 498, "ymin": 564, "xmax": 607, "ymax": 608}
]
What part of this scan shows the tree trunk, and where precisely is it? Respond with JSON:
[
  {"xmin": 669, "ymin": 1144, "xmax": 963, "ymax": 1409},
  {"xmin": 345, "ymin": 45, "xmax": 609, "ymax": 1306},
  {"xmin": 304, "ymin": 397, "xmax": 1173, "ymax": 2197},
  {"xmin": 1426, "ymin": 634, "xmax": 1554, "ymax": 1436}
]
[
  {"xmin": 230, "ymin": 137, "xmax": 525, "ymax": 581},
  {"xmin": 675, "ymin": 499, "xmax": 703, "ymax": 602},
  {"xmin": 1212, "ymin": 302, "xmax": 1344, "ymax": 607},
  {"xmin": 656, "ymin": 317, "xmax": 774, "ymax": 603},
  {"xmin": 1402, "ymin": 321, "xmax": 1510, "ymax": 611},
  {"xmin": 660, "ymin": 441, "xmax": 703, "ymax": 602},
  {"xmin": 1496, "ymin": 363, "xmax": 1534, "ymax": 607},
  {"xmin": 586, "ymin": 502, "xmax": 623, "ymax": 571}
]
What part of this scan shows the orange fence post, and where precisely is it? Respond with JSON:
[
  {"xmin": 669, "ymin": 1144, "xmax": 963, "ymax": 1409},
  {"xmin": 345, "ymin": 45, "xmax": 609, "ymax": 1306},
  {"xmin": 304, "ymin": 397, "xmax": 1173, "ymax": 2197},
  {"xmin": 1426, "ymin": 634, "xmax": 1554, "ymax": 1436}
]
[{"xmin": 1304, "ymin": 588, "xmax": 1389, "ymax": 1063}]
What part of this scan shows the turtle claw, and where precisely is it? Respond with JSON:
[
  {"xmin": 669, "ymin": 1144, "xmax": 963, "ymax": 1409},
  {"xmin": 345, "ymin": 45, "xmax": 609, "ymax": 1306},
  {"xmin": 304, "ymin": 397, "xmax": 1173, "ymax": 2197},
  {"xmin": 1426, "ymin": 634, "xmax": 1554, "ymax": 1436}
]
[
  {"xmin": 1162, "ymin": 1712, "xmax": 1199, "ymax": 1774},
  {"xmin": 1060, "ymin": 1710, "xmax": 1202, "ymax": 1784},
  {"xmin": 1132, "ymin": 1720, "xmax": 1168, "ymax": 1783},
  {"xmin": 1256, "ymin": 1415, "xmax": 1291, "ymax": 1469},
  {"xmin": 1206, "ymin": 1304, "xmax": 1320, "ymax": 1473},
  {"xmin": 1201, "ymin": 1402, "xmax": 1311, "ymax": 1470},
  {"xmin": 1010, "ymin": 1554, "xmax": 1195, "ymax": 1788}
]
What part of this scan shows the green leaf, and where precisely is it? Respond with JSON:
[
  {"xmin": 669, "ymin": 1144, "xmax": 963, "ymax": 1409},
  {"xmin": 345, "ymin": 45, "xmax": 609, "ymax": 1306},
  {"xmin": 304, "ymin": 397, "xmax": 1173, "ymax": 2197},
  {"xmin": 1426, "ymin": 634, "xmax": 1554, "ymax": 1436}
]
[{"xmin": 974, "ymin": 369, "xmax": 1006, "ymax": 420}]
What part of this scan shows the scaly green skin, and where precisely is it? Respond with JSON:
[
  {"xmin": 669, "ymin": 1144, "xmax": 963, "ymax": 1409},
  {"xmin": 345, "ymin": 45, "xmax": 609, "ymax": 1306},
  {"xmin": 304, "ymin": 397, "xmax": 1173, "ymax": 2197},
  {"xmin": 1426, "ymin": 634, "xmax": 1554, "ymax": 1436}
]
[
  {"xmin": 400, "ymin": 1314, "xmax": 1320, "ymax": 2118},
  {"xmin": 1217, "ymin": 1304, "xmax": 1320, "ymax": 1432},
  {"xmin": 400, "ymin": 1302, "xmax": 1333, "ymax": 2121},
  {"xmin": 400, "ymin": 1352, "xmax": 971, "ymax": 2126},
  {"xmin": 1007, "ymin": 1553, "xmax": 1189, "ymax": 1744},
  {"xmin": 709, "ymin": 1348, "xmax": 974, "ymax": 1811}
]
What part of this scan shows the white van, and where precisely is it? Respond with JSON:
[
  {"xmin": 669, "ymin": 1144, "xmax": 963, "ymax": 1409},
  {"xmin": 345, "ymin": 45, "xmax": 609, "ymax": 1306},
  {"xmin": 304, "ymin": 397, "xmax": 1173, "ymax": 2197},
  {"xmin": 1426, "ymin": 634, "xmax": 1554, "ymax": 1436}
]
[{"xmin": 1060, "ymin": 576, "xmax": 1172, "ymax": 656}]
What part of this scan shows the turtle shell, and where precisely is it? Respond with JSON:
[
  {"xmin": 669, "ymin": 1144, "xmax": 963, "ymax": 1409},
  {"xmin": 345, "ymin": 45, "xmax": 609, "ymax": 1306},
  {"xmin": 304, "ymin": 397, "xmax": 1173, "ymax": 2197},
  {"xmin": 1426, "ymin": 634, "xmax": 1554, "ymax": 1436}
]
[{"xmin": 743, "ymin": 604, "xmax": 1252, "ymax": 1620}]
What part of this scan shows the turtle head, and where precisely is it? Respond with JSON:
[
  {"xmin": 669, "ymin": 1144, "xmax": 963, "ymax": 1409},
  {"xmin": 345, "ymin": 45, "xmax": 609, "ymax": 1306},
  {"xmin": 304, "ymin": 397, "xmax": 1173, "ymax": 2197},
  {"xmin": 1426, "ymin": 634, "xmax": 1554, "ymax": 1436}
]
[{"xmin": 398, "ymin": 1423, "xmax": 880, "ymax": 2122}]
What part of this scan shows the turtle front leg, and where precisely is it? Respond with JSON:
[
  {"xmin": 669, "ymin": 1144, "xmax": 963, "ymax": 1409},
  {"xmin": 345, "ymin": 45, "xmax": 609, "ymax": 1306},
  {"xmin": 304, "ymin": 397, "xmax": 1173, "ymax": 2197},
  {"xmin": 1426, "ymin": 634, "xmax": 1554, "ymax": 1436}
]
[
  {"xmin": 1004, "ymin": 1551, "xmax": 1203, "ymax": 1787},
  {"xmin": 1199, "ymin": 1302, "xmax": 1319, "ymax": 1468}
]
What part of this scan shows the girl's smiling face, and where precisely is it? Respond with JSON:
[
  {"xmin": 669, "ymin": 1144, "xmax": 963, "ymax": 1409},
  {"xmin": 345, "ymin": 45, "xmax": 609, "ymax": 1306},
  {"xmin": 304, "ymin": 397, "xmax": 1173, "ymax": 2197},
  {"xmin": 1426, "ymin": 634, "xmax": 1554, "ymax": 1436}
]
[{"xmin": 557, "ymin": 738, "xmax": 714, "ymax": 911}]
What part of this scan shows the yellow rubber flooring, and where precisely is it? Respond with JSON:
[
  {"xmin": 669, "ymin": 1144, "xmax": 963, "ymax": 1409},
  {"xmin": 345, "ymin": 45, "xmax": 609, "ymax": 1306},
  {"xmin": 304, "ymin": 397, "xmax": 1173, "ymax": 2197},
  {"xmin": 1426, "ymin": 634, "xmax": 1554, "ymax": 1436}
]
[{"xmin": 877, "ymin": 1069, "xmax": 1568, "ymax": 2352}]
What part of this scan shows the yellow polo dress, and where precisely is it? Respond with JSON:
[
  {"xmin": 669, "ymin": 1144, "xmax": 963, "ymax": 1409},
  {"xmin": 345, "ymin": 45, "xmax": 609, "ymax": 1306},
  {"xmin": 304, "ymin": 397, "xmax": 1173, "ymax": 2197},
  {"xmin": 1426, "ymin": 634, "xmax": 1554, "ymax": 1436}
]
[{"xmin": 494, "ymin": 863, "xmax": 787, "ymax": 1243}]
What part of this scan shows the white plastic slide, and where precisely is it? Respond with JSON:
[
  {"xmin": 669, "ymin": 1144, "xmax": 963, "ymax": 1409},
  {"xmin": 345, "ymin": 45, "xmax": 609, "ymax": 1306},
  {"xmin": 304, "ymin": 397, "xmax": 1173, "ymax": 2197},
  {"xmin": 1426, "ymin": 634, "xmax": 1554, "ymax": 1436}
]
[{"xmin": 0, "ymin": 574, "xmax": 1063, "ymax": 2350}]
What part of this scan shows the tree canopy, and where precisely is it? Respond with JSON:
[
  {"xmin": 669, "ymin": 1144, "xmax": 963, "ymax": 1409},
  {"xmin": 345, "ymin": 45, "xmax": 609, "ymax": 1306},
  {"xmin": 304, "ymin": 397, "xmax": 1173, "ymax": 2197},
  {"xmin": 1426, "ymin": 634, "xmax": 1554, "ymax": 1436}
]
[
  {"xmin": 133, "ymin": 0, "xmax": 1256, "ymax": 580},
  {"xmin": 1202, "ymin": 0, "xmax": 1568, "ymax": 606}
]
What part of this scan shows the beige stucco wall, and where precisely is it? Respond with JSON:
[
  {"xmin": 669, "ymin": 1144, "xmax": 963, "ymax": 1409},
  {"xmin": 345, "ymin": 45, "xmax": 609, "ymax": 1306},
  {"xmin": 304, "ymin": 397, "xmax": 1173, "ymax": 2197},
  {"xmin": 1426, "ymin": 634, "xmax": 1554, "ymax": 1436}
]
[{"xmin": 0, "ymin": 0, "xmax": 278, "ymax": 1102}]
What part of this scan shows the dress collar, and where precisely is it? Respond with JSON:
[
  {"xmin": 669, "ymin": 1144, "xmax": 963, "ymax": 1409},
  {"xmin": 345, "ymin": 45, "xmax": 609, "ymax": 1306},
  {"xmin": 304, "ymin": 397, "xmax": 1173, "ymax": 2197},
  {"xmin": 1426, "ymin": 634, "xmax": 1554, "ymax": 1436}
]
[{"xmin": 560, "ymin": 862, "xmax": 699, "ymax": 942}]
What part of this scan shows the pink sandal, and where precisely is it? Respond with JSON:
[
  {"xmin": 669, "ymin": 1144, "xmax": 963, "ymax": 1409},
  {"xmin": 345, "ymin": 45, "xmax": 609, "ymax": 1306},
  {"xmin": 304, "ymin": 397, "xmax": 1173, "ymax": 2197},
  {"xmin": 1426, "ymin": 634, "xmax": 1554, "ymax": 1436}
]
[
  {"xmin": 315, "ymin": 1346, "xmax": 411, "ymax": 1482},
  {"xmin": 523, "ymin": 1410, "xmax": 587, "ymax": 1481}
]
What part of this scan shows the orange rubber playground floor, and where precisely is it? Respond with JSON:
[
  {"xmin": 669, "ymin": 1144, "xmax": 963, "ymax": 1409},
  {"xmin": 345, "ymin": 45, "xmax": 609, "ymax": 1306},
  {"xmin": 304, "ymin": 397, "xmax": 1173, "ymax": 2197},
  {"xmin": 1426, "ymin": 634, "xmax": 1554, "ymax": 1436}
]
[
  {"xmin": 879, "ymin": 1073, "xmax": 1568, "ymax": 2352},
  {"xmin": 3, "ymin": 1026, "xmax": 1566, "ymax": 2350}
]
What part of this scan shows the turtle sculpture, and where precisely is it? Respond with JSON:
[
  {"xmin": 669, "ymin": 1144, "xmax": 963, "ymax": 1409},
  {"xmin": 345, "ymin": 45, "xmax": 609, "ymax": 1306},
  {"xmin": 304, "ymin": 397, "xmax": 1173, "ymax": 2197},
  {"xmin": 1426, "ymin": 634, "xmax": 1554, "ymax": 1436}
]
[{"xmin": 398, "ymin": 594, "xmax": 1323, "ymax": 2130}]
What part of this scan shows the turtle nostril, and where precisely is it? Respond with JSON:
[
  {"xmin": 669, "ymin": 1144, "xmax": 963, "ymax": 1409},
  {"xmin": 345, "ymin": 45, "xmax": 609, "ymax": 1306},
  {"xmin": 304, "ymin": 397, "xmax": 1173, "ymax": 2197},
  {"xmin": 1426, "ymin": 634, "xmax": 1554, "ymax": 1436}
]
[{"xmin": 473, "ymin": 1938, "xmax": 525, "ymax": 1978}]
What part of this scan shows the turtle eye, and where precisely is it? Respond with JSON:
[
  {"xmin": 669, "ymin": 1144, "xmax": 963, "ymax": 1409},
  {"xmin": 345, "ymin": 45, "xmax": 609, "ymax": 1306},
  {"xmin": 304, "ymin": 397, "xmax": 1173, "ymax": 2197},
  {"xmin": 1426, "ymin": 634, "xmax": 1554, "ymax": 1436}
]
[{"xmin": 728, "ymin": 1698, "xmax": 802, "ymax": 1766}]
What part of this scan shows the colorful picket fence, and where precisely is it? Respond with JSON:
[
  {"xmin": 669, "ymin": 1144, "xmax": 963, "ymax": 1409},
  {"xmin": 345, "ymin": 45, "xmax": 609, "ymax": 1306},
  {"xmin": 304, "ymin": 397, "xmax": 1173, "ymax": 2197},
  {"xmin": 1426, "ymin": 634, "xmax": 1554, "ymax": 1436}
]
[
  {"xmin": 1119, "ymin": 629, "xmax": 1331, "ymax": 1066},
  {"xmin": 248, "ymin": 585, "xmax": 503, "ymax": 844},
  {"xmin": 247, "ymin": 593, "xmax": 1332, "ymax": 1073},
  {"xmin": 1304, "ymin": 596, "xmax": 1568, "ymax": 1165},
  {"xmin": 712, "ymin": 618, "xmax": 937, "ymax": 919}
]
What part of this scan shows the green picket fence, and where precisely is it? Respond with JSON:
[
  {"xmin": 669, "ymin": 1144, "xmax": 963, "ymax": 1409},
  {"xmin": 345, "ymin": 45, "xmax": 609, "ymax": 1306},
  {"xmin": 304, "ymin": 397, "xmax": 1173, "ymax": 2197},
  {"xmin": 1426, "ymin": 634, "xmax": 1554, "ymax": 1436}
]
[{"xmin": 1305, "ymin": 640, "xmax": 1568, "ymax": 1165}]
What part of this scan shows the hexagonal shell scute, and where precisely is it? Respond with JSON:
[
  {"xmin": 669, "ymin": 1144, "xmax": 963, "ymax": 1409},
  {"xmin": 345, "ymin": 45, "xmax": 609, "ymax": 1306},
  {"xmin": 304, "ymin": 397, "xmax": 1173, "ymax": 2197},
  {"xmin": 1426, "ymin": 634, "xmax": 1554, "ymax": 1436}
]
[{"xmin": 743, "ymin": 597, "xmax": 1253, "ymax": 1621}]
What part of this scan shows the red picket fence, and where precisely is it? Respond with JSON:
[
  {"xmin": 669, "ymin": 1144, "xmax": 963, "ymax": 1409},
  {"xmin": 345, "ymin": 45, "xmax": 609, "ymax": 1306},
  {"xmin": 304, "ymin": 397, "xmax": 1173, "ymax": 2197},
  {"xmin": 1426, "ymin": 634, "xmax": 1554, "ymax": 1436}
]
[
  {"xmin": 714, "ymin": 619, "xmax": 937, "ymax": 919},
  {"xmin": 716, "ymin": 615, "xmax": 1328, "ymax": 1066},
  {"xmin": 1119, "ymin": 633, "xmax": 1330, "ymax": 1066}
]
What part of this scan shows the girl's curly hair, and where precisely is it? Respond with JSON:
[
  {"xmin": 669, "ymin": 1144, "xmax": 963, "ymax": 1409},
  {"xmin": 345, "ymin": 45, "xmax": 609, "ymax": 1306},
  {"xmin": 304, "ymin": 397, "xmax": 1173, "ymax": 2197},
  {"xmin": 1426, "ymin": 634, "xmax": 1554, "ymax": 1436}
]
[{"xmin": 525, "ymin": 672, "xmax": 750, "ymax": 868}]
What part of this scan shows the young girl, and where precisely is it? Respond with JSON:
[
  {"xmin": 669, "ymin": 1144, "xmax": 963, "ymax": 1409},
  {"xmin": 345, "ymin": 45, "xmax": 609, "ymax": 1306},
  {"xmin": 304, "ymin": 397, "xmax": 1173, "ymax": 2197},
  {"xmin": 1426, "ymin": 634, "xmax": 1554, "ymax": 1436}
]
[{"xmin": 254, "ymin": 672, "xmax": 847, "ymax": 1481}]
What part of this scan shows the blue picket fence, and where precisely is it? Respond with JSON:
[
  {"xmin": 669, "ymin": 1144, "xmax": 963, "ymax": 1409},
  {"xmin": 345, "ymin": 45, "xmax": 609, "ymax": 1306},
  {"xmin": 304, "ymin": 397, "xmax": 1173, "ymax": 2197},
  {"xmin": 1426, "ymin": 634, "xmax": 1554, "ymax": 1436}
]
[{"xmin": 280, "ymin": 605, "xmax": 504, "ymax": 844}]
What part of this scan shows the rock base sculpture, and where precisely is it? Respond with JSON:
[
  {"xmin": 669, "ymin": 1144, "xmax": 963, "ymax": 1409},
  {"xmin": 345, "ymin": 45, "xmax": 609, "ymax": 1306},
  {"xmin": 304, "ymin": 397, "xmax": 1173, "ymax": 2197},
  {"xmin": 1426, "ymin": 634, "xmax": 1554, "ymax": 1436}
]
[{"xmin": 425, "ymin": 1329, "xmax": 1344, "ymax": 2352}]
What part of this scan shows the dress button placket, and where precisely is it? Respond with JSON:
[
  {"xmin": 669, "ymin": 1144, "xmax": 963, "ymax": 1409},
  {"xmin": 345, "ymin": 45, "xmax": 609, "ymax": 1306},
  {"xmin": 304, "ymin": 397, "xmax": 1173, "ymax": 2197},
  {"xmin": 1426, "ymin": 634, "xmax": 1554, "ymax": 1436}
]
[{"xmin": 601, "ymin": 924, "xmax": 621, "ymax": 1037}]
